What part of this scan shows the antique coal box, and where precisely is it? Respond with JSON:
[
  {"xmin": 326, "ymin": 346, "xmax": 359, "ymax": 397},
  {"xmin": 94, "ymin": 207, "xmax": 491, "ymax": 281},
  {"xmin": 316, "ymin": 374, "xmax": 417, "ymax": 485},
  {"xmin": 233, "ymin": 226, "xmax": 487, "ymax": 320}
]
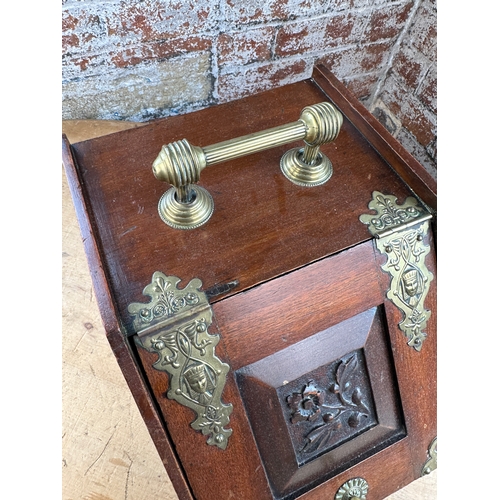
[{"xmin": 62, "ymin": 66, "xmax": 437, "ymax": 500}]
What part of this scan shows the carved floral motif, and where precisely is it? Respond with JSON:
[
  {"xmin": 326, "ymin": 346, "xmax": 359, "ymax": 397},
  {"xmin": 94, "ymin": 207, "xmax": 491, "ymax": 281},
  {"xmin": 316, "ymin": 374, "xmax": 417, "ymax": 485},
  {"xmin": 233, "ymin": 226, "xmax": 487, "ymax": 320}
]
[
  {"xmin": 286, "ymin": 353, "xmax": 374, "ymax": 455},
  {"xmin": 287, "ymin": 383, "xmax": 325, "ymax": 424}
]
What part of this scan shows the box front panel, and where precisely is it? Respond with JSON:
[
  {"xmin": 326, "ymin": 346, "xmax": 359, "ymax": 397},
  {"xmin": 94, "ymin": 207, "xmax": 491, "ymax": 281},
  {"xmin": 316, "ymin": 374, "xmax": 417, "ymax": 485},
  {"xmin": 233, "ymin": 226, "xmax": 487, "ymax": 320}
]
[{"xmin": 134, "ymin": 236, "xmax": 437, "ymax": 500}]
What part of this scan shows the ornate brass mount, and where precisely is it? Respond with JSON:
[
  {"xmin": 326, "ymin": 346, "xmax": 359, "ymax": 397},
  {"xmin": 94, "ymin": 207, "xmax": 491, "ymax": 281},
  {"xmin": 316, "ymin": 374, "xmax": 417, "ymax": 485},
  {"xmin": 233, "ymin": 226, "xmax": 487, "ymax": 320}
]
[
  {"xmin": 360, "ymin": 191, "xmax": 434, "ymax": 351},
  {"xmin": 335, "ymin": 477, "xmax": 369, "ymax": 500},
  {"xmin": 128, "ymin": 272, "xmax": 233, "ymax": 449},
  {"xmin": 422, "ymin": 437, "xmax": 437, "ymax": 476},
  {"xmin": 152, "ymin": 101, "xmax": 343, "ymax": 229}
]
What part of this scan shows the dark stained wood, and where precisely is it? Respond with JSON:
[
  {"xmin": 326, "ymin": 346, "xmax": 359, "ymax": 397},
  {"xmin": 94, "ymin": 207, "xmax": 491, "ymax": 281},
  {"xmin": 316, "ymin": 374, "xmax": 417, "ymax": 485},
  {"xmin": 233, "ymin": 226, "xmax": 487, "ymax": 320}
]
[
  {"xmin": 213, "ymin": 242, "xmax": 384, "ymax": 371},
  {"xmin": 63, "ymin": 134, "xmax": 195, "ymax": 500},
  {"xmin": 236, "ymin": 306, "xmax": 405, "ymax": 499},
  {"xmin": 312, "ymin": 65, "xmax": 437, "ymax": 212},
  {"xmin": 62, "ymin": 134, "xmax": 120, "ymax": 333},
  {"xmin": 136, "ymin": 344, "xmax": 274, "ymax": 500},
  {"xmin": 299, "ymin": 438, "xmax": 414, "ymax": 500},
  {"xmin": 68, "ymin": 79, "xmax": 415, "ymax": 331},
  {"xmin": 134, "ymin": 236, "xmax": 436, "ymax": 500},
  {"xmin": 62, "ymin": 68, "xmax": 437, "ymax": 500}
]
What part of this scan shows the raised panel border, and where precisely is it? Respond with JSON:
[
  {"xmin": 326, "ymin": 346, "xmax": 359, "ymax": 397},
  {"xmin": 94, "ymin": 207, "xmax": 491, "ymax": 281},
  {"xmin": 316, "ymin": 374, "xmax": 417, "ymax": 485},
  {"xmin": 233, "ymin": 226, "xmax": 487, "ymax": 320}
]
[{"xmin": 236, "ymin": 306, "xmax": 405, "ymax": 499}]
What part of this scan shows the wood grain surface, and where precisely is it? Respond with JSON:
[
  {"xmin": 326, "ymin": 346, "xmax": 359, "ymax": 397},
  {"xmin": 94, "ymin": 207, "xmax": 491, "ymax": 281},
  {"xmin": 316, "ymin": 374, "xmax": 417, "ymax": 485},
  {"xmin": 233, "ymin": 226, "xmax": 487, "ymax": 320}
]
[{"xmin": 62, "ymin": 119, "xmax": 436, "ymax": 499}]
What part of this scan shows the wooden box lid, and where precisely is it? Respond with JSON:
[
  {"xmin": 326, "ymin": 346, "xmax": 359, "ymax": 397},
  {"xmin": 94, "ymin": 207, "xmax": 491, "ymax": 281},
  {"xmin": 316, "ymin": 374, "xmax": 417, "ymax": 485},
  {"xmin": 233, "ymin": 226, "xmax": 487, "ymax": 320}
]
[{"xmin": 62, "ymin": 66, "xmax": 436, "ymax": 335}]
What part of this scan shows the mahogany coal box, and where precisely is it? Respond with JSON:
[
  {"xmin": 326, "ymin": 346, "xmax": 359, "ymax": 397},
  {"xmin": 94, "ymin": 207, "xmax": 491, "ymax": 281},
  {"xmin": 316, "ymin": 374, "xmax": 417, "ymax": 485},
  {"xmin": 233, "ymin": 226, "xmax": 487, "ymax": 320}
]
[{"xmin": 62, "ymin": 66, "xmax": 437, "ymax": 500}]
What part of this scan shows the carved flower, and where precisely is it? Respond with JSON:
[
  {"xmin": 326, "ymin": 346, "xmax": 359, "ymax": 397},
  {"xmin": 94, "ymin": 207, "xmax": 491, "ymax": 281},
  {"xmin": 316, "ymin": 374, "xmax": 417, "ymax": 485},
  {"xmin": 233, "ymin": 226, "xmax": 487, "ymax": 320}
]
[{"xmin": 286, "ymin": 382, "xmax": 325, "ymax": 424}]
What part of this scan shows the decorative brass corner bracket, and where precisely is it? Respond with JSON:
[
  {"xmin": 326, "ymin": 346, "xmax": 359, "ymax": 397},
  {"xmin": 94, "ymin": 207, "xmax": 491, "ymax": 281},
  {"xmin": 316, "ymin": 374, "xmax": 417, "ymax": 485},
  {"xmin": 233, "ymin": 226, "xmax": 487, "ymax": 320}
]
[
  {"xmin": 422, "ymin": 437, "xmax": 437, "ymax": 476},
  {"xmin": 360, "ymin": 191, "xmax": 434, "ymax": 351},
  {"xmin": 128, "ymin": 272, "xmax": 233, "ymax": 449}
]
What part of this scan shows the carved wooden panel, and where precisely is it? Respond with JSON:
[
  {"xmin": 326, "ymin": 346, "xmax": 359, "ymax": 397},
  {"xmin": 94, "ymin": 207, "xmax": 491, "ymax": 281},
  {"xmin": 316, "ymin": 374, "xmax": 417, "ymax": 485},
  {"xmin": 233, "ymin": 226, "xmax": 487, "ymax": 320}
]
[
  {"xmin": 280, "ymin": 349, "xmax": 377, "ymax": 464},
  {"xmin": 236, "ymin": 306, "xmax": 405, "ymax": 499}
]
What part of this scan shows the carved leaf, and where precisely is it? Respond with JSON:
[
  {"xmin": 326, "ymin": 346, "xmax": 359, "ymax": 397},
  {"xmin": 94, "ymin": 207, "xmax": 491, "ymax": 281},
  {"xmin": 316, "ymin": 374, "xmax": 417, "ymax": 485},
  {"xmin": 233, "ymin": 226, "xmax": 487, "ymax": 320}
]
[
  {"xmin": 355, "ymin": 388, "xmax": 369, "ymax": 415},
  {"xmin": 335, "ymin": 355, "xmax": 357, "ymax": 404},
  {"xmin": 302, "ymin": 419, "xmax": 344, "ymax": 454},
  {"xmin": 337, "ymin": 355, "xmax": 356, "ymax": 385},
  {"xmin": 352, "ymin": 387, "xmax": 362, "ymax": 406},
  {"xmin": 302, "ymin": 424, "xmax": 332, "ymax": 453},
  {"xmin": 348, "ymin": 413, "xmax": 361, "ymax": 428}
]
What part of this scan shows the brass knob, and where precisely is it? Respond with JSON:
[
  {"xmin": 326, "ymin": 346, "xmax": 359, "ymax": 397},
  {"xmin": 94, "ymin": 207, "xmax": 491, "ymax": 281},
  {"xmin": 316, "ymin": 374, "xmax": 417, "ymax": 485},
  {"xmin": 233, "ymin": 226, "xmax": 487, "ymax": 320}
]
[
  {"xmin": 335, "ymin": 478, "xmax": 369, "ymax": 500},
  {"xmin": 152, "ymin": 101, "xmax": 343, "ymax": 229}
]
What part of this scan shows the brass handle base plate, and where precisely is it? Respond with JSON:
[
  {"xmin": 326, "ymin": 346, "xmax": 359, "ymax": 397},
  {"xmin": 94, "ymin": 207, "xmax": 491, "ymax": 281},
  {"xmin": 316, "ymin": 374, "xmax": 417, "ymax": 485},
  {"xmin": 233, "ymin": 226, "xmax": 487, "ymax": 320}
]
[
  {"xmin": 158, "ymin": 185, "xmax": 214, "ymax": 230},
  {"xmin": 280, "ymin": 147, "xmax": 333, "ymax": 187}
]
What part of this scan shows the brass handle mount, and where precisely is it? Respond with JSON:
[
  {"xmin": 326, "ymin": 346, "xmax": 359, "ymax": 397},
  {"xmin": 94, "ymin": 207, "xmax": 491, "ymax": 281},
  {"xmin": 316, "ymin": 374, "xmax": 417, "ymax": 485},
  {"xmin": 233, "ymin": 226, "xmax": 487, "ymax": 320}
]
[{"xmin": 152, "ymin": 101, "xmax": 343, "ymax": 229}]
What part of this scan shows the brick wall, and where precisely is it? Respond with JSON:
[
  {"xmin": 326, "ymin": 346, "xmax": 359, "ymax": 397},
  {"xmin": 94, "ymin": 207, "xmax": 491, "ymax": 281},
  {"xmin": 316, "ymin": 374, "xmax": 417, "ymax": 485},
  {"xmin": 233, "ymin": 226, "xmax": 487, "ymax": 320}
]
[
  {"xmin": 367, "ymin": 0, "xmax": 436, "ymax": 176},
  {"xmin": 62, "ymin": 0, "xmax": 436, "ymax": 177}
]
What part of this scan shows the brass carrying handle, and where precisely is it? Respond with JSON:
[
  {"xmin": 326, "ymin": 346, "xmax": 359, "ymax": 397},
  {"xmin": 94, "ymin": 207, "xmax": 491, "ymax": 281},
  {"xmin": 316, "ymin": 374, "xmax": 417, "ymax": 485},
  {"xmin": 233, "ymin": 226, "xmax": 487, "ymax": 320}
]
[{"xmin": 152, "ymin": 101, "xmax": 343, "ymax": 229}]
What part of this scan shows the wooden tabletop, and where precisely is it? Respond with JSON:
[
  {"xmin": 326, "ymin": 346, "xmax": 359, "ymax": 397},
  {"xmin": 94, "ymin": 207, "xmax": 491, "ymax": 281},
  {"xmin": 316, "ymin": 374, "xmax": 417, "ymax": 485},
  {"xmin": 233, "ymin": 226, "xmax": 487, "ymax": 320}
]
[{"xmin": 62, "ymin": 119, "xmax": 437, "ymax": 500}]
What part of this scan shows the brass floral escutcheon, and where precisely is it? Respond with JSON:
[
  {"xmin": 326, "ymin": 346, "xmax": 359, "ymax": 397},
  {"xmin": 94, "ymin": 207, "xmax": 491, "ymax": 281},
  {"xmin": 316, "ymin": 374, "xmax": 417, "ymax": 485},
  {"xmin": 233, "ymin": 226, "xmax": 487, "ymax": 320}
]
[
  {"xmin": 128, "ymin": 272, "xmax": 233, "ymax": 449},
  {"xmin": 360, "ymin": 192, "xmax": 434, "ymax": 351},
  {"xmin": 335, "ymin": 477, "xmax": 369, "ymax": 500}
]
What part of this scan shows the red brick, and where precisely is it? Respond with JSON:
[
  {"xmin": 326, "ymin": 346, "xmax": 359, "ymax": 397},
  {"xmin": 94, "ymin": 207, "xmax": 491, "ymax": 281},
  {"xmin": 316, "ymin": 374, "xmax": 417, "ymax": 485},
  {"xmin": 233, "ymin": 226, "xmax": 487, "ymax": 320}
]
[
  {"xmin": 222, "ymin": 1, "xmax": 264, "ymax": 24},
  {"xmin": 110, "ymin": 37, "xmax": 212, "ymax": 69},
  {"xmin": 62, "ymin": 34, "xmax": 80, "ymax": 53},
  {"xmin": 318, "ymin": 41, "xmax": 393, "ymax": 78},
  {"xmin": 407, "ymin": 1, "xmax": 436, "ymax": 60},
  {"xmin": 218, "ymin": 59, "xmax": 309, "ymax": 102},
  {"xmin": 61, "ymin": 7, "xmax": 108, "ymax": 56},
  {"xmin": 417, "ymin": 66, "xmax": 437, "ymax": 115},
  {"xmin": 265, "ymin": 59, "xmax": 308, "ymax": 86},
  {"xmin": 392, "ymin": 44, "xmax": 427, "ymax": 91},
  {"xmin": 62, "ymin": 11, "xmax": 79, "ymax": 32},
  {"xmin": 63, "ymin": 36, "xmax": 212, "ymax": 78},
  {"xmin": 221, "ymin": 1, "xmax": 286, "ymax": 25},
  {"xmin": 275, "ymin": 18, "xmax": 327, "ymax": 57},
  {"xmin": 401, "ymin": 107, "xmax": 435, "ymax": 147},
  {"xmin": 111, "ymin": 3, "xmax": 165, "ymax": 41},
  {"xmin": 62, "ymin": 53, "xmax": 103, "ymax": 77},
  {"xmin": 364, "ymin": 2, "xmax": 414, "ymax": 42},
  {"xmin": 222, "ymin": 0, "xmax": 327, "ymax": 26},
  {"xmin": 270, "ymin": 0, "xmax": 328, "ymax": 20},
  {"xmin": 344, "ymin": 73, "xmax": 379, "ymax": 101},
  {"xmin": 324, "ymin": 11, "xmax": 367, "ymax": 48},
  {"xmin": 380, "ymin": 76, "xmax": 435, "ymax": 146},
  {"xmin": 106, "ymin": 1, "xmax": 215, "ymax": 42},
  {"xmin": 218, "ymin": 27, "xmax": 275, "ymax": 66}
]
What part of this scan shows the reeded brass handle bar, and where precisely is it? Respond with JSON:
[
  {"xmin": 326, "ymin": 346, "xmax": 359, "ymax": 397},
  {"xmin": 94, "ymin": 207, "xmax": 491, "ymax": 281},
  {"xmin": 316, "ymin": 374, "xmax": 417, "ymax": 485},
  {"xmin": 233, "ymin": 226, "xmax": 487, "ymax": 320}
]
[{"xmin": 152, "ymin": 101, "xmax": 343, "ymax": 229}]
